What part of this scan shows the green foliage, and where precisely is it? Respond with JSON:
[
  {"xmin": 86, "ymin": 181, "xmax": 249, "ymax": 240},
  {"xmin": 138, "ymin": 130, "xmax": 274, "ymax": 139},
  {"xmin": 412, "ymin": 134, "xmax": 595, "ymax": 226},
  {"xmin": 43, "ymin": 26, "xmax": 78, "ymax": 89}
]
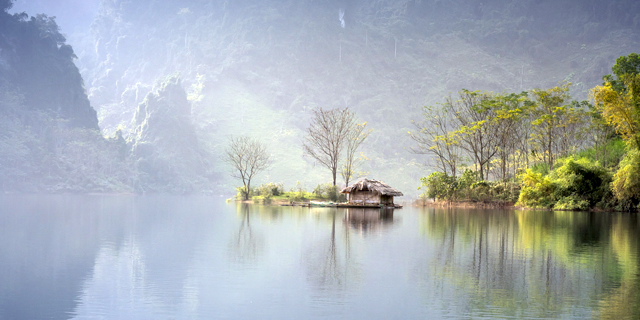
[
  {"xmin": 517, "ymin": 169, "xmax": 557, "ymax": 208},
  {"xmin": 256, "ymin": 182, "xmax": 284, "ymax": 199},
  {"xmin": 575, "ymin": 138, "xmax": 626, "ymax": 169},
  {"xmin": 287, "ymin": 181, "xmax": 307, "ymax": 201},
  {"xmin": 551, "ymin": 157, "xmax": 612, "ymax": 208},
  {"xmin": 553, "ymin": 197, "xmax": 590, "ymax": 211},
  {"xmin": 611, "ymin": 149, "xmax": 640, "ymax": 206},
  {"xmin": 517, "ymin": 157, "xmax": 612, "ymax": 210},
  {"xmin": 606, "ymin": 53, "xmax": 640, "ymax": 92},
  {"xmin": 420, "ymin": 172, "xmax": 457, "ymax": 201},
  {"xmin": 593, "ymin": 53, "xmax": 640, "ymax": 150},
  {"xmin": 235, "ymin": 186, "xmax": 252, "ymax": 201},
  {"xmin": 312, "ymin": 183, "xmax": 346, "ymax": 201},
  {"xmin": 530, "ymin": 162, "xmax": 551, "ymax": 175},
  {"xmin": 421, "ymin": 169, "xmax": 519, "ymax": 203}
]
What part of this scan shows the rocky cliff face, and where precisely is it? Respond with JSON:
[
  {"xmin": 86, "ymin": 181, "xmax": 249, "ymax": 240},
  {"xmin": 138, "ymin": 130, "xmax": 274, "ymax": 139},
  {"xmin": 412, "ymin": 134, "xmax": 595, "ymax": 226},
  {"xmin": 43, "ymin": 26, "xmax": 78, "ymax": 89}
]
[
  {"xmin": 0, "ymin": 10, "xmax": 98, "ymax": 129},
  {"xmin": 0, "ymin": 5, "xmax": 130, "ymax": 192},
  {"xmin": 130, "ymin": 76, "xmax": 210, "ymax": 193}
]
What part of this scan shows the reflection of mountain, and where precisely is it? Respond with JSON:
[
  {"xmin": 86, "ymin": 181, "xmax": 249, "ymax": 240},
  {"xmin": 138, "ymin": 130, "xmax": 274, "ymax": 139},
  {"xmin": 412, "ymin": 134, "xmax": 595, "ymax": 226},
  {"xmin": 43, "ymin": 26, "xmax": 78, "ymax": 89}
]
[
  {"xmin": 0, "ymin": 195, "xmax": 219, "ymax": 319},
  {"xmin": 345, "ymin": 208, "xmax": 395, "ymax": 234},
  {"xmin": 0, "ymin": 196, "xmax": 133, "ymax": 319},
  {"xmin": 70, "ymin": 196, "xmax": 219, "ymax": 318}
]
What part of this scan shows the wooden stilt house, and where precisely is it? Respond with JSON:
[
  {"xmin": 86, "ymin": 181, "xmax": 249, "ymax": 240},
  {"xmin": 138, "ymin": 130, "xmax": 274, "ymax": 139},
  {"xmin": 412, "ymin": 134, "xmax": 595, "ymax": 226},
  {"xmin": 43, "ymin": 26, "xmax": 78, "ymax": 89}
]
[{"xmin": 340, "ymin": 178, "xmax": 403, "ymax": 207}]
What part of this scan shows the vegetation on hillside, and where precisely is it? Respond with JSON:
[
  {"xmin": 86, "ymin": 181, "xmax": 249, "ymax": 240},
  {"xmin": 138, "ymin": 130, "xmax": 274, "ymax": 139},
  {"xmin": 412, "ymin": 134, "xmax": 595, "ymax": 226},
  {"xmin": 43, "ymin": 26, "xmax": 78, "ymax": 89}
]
[{"xmin": 416, "ymin": 53, "xmax": 640, "ymax": 211}]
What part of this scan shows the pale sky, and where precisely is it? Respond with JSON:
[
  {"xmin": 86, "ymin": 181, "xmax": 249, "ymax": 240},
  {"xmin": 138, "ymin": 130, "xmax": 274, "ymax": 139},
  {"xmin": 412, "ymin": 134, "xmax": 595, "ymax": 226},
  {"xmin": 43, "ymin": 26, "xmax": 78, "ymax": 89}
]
[{"xmin": 10, "ymin": 0, "xmax": 101, "ymax": 34}]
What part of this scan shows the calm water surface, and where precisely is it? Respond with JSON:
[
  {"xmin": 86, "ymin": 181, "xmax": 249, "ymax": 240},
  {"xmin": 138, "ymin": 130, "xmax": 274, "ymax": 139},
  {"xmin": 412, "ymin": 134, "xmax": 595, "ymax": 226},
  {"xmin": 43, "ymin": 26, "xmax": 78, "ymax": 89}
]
[{"xmin": 0, "ymin": 195, "xmax": 639, "ymax": 319}]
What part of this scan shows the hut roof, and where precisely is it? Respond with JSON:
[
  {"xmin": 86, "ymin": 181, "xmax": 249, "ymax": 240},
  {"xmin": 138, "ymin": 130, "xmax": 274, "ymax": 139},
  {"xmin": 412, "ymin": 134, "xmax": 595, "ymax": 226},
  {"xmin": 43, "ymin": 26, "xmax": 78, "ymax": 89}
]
[{"xmin": 340, "ymin": 178, "xmax": 403, "ymax": 197}]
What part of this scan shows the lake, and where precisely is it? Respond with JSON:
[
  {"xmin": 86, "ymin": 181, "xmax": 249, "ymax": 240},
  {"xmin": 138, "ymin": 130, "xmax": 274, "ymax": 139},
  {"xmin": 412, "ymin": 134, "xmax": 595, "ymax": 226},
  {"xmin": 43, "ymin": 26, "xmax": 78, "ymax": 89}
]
[{"xmin": 0, "ymin": 195, "xmax": 638, "ymax": 319}]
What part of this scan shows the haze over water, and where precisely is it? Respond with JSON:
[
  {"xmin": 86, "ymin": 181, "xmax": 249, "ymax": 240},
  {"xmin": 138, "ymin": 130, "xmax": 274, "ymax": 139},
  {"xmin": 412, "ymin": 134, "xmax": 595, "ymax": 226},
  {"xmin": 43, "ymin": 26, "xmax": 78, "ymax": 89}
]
[{"xmin": 0, "ymin": 195, "xmax": 638, "ymax": 319}]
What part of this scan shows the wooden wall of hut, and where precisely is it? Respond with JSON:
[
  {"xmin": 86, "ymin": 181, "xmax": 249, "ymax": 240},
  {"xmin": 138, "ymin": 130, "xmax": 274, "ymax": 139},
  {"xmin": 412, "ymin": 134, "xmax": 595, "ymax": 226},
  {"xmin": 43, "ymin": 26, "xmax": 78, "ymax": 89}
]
[{"xmin": 348, "ymin": 191, "xmax": 380, "ymax": 205}]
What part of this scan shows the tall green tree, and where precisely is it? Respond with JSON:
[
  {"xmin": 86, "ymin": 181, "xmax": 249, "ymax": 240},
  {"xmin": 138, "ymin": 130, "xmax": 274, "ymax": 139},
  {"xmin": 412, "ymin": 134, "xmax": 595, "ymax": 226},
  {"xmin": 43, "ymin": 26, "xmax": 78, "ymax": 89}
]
[
  {"xmin": 592, "ymin": 53, "xmax": 640, "ymax": 207},
  {"xmin": 530, "ymin": 83, "xmax": 572, "ymax": 168},
  {"xmin": 448, "ymin": 90, "xmax": 500, "ymax": 180},
  {"xmin": 489, "ymin": 92, "xmax": 533, "ymax": 183},
  {"xmin": 593, "ymin": 54, "xmax": 640, "ymax": 150}
]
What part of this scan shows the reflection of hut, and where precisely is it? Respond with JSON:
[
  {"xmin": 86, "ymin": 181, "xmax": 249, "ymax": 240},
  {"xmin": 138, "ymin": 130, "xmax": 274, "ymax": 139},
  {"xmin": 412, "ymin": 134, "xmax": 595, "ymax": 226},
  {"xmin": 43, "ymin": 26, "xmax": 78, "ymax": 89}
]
[
  {"xmin": 340, "ymin": 178, "xmax": 403, "ymax": 207},
  {"xmin": 345, "ymin": 208, "xmax": 394, "ymax": 233}
]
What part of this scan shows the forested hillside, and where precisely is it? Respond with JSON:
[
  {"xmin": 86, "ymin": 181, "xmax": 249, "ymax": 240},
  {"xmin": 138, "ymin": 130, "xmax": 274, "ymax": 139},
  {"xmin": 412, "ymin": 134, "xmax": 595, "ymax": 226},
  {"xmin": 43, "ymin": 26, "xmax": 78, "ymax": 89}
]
[
  {"xmin": 72, "ymin": 0, "xmax": 640, "ymax": 195},
  {"xmin": 0, "ymin": 1, "xmax": 127, "ymax": 192}
]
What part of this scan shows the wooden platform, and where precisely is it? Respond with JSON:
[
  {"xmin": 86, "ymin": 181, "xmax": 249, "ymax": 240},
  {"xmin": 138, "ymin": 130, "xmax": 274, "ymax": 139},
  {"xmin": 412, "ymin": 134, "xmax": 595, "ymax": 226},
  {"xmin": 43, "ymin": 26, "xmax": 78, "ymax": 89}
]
[{"xmin": 305, "ymin": 201, "xmax": 402, "ymax": 209}]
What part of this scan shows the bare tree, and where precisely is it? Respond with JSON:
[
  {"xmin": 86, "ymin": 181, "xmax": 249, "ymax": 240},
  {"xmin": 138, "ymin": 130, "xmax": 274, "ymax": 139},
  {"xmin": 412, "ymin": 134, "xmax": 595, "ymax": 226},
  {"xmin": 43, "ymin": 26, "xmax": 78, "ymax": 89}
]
[
  {"xmin": 409, "ymin": 105, "xmax": 463, "ymax": 177},
  {"xmin": 341, "ymin": 121, "xmax": 371, "ymax": 187},
  {"xmin": 223, "ymin": 136, "xmax": 272, "ymax": 200},
  {"xmin": 303, "ymin": 107, "xmax": 356, "ymax": 186},
  {"xmin": 448, "ymin": 90, "xmax": 501, "ymax": 180}
]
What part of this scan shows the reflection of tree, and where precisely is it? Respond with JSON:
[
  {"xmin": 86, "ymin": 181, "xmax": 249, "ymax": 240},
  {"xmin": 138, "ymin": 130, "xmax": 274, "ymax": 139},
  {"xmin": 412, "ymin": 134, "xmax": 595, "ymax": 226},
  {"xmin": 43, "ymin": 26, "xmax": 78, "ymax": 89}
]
[
  {"xmin": 305, "ymin": 209, "xmax": 361, "ymax": 294},
  {"xmin": 417, "ymin": 208, "xmax": 638, "ymax": 318},
  {"xmin": 229, "ymin": 203, "xmax": 263, "ymax": 264},
  {"xmin": 596, "ymin": 214, "xmax": 640, "ymax": 319}
]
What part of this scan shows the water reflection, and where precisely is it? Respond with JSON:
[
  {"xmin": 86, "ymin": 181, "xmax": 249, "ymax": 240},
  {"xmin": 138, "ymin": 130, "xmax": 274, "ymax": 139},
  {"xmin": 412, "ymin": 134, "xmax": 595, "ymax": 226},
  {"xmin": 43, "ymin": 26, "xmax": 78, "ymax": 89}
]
[
  {"xmin": 0, "ymin": 195, "xmax": 133, "ymax": 320},
  {"xmin": 305, "ymin": 209, "xmax": 362, "ymax": 302},
  {"xmin": 228, "ymin": 203, "xmax": 263, "ymax": 264},
  {"xmin": 418, "ymin": 208, "xmax": 640, "ymax": 319},
  {"xmin": 344, "ymin": 208, "xmax": 395, "ymax": 235},
  {"xmin": 1, "ymin": 197, "xmax": 639, "ymax": 319}
]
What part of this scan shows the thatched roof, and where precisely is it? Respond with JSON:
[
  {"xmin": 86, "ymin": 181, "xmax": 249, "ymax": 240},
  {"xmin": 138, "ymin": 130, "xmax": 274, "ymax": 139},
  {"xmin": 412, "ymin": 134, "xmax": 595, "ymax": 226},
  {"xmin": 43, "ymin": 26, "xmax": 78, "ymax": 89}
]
[{"xmin": 340, "ymin": 178, "xmax": 403, "ymax": 196}]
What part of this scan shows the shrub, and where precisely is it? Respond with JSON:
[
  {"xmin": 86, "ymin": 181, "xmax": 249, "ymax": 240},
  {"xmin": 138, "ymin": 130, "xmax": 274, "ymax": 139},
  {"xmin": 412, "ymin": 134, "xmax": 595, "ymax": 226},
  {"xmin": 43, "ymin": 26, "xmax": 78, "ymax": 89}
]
[
  {"xmin": 235, "ymin": 186, "xmax": 252, "ymax": 200},
  {"xmin": 420, "ymin": 172, "xmax": 457, "ymax": 201},
  {"xmin": 257, "ymin": 182, "xmax": 283, "ymax": 198},
  {"xmin": 312, "ymin": 183, "xmax": 333, "ymax": 198},
  {"xmin": 289, "ymin": 181, "xmax": 307, "ymax": 201},
  {"xmin": 553, "ymin": 197, "xmax": 590, "ymax": 211},
  {"xmin": 611, "ymin": 149, "xmax": 640, "ymax": 205},
  {"xmin": 517, "ymin": 157, "xmax": 612, "ymax": 210},
  {"xmin": 516, "ymin": 169, "xmax": 556, "ymax": 208},
  {"xmin": 550, "ymin": 157, "xmax": 611, "ymax": 208}
]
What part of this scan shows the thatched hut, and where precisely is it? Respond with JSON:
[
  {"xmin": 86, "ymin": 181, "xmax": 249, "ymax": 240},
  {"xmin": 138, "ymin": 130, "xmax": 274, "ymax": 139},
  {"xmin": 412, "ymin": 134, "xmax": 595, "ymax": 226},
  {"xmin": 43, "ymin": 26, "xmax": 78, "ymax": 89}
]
[{"xmin": 340, "ymin": 178, "xmax": 403, "ymax": 206}]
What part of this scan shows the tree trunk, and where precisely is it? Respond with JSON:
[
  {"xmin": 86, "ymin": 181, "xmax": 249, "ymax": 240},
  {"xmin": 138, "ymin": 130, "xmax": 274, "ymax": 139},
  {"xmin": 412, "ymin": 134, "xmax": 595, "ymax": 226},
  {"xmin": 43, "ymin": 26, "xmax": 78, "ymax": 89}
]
[{"xmin": 245, "ymin": 181, "xmax": 251, "ymax": 200}]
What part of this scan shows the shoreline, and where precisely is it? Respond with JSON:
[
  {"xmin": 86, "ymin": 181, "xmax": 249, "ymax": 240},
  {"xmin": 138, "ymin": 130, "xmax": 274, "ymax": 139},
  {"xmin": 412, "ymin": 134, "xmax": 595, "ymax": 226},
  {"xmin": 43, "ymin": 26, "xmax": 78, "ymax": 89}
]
[
  {"xmin": 415, "ymin": 200, "xmax": 515, "ymax": 209},
  {"xmin": 414, "ymin": 200, "xmax": 638, "ymax": 213}
]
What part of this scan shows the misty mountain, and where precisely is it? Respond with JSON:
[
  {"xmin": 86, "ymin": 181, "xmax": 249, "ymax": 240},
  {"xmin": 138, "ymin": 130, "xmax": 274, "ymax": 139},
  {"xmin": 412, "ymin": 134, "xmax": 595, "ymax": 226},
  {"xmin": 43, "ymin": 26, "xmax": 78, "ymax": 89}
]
[
  {"xmin": 130, "ymin": 76, "xmax": 213, "ymax": 193},
  {"xmin": 3, "ymin": 0, "xmax": 640, "ymax": 195},
  {"xmin": 0, "ymin": 7, "xmax": 97, "ymax": 129},
  {"xmin": 69, "ymin": 0, "xmax": 639, "ymax": 194}
]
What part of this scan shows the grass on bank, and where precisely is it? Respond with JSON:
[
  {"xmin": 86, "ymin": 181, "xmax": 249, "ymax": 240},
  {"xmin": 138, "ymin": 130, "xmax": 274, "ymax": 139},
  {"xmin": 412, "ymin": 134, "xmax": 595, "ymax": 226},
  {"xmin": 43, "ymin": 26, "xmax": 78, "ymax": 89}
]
[{"xmin": 230, "ymin": 182, "xmax": 347, "ymax": 203}]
